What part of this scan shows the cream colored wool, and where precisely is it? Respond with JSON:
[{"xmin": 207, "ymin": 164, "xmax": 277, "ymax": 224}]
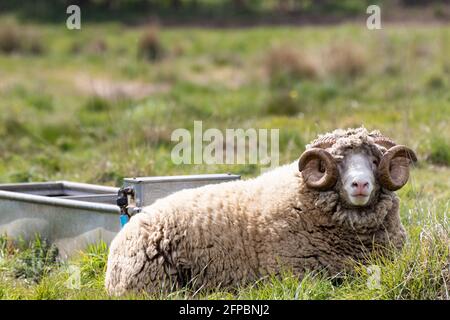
[{"xmin": 105, "ymin": 128, "xmax": 406, "ymax": 296}]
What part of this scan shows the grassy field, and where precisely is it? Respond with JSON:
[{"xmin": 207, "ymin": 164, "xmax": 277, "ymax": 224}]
[{"xmin": 0, "ymin": 15, "xmax": 449, "ymax": 299}]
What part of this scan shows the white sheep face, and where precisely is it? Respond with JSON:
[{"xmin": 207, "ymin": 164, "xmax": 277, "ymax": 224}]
[{"xmin": 337, "ymin": 150, "xmax": 379, "ymax": 206}]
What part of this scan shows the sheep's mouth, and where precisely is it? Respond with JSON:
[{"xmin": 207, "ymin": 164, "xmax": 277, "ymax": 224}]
[
  {"xmin": 340, "ymin": 192, "xmax": 376, "ymax": 209},
  {"xmin": 348, "ymin": 194, "xmax": 371, "ymax": 206},
  {"xmin": 351, "ymin": 192, "xmax": 370, "ymax": 197}
]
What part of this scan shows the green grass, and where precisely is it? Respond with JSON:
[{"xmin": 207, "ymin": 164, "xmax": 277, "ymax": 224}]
[
  {"xmin": 0, "ymin": 16, "xmax": 448, "ymax": 299},
  {"xmin": 0, "ymin": 197, "xmax": 448, "ymax": 300},
  {"xmin": 427, "ymin": 136, "xmax": 450, "ymax": 166}
]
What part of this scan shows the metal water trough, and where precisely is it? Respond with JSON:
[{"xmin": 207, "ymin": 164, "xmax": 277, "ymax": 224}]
[{"xmin": 0, "ymin": 174, "xmax": 240, "ymax": 258}]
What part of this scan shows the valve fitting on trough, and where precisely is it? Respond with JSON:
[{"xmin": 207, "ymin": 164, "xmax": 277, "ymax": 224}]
[{"xmin": 117, "ymin": 186, "xmax": 141, "ymax": 227}]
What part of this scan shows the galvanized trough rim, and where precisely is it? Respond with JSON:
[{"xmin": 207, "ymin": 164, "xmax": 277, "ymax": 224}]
[
  {"xmin": 0, "ymin": 180, "xmax": 118, "ymax": 194},
  {"xmin": 0, "ymin": 180, "xmax": 119, "ymax": 214},
  {"xmin": 124, "ymin": 173, "xmax": 241, "ymax": 183}
]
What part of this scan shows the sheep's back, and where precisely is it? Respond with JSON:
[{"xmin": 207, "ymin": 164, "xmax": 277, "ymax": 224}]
[{"xmin": 108, "ymin": 179, "xmax": 272, "ymax": 293}]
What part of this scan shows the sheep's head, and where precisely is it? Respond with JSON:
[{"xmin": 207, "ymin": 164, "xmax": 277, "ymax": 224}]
[{"xmin": 299, "ymin": 128, "xmax": 417, "ymax": 207}]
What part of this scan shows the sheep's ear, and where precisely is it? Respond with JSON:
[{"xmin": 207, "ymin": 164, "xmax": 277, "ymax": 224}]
[
  {"xmin": 298, "ymin": 148, "xmax": 338, "ymax": 190},
  {"xmin": 378, "ymin": 145, "xmax": 417, "ymax": 191}
]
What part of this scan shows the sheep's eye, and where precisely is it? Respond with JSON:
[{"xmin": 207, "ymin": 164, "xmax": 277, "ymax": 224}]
[{"xmin": 373, "ymin": 159, "xmax": 378, "ymax": 166}]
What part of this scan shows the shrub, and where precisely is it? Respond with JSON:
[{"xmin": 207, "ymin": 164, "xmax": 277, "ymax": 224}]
[
  {"xmin": 138, "ymin": 26, "xmax": 165, "ymax": 62},
  {"xmin": 0, "ymin": 24, "xmax": 21, "ymax": 54},
  {"xmin": 323, "ymin": 42, "xmax": 367, "ymax": 78},
  {"xmin": 264, "ymin": 46, "xmax": 319, "ymax": 87},
  {"xmin": 0, "ymin": 23, "xmax": 44, "ymax": 55}
]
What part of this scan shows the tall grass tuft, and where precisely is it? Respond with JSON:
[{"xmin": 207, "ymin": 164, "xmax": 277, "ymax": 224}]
[
  {"xmin": 8, "ymin": 234, "xmax": 59, "ymax": 283},
  {"xmin": 323, "ymin": 41, "xmax": 367, "ymax": 79},
  {"xmin": 138, "ymin": 26, "xmax": 165, "ymax": 62},
  {"xmin": 264, "ymin": 46, "xmax": 319, "ymax": 87},
  {"xmin": 0, "ymin": 23, "xmax": 44, "ymax": 55},
  {"xmin": 77, "ymin": 241, "xmax": 109, "ymax": 288},
  {"xmin": 264, "ymin": 90, "xmax": 302, "ymax": 116},
  {"xmin": 83, "ymin": 96, "xmax": 112, "ymax": 113},
  {"xmin": 327, "ymin": 199, "xmax": 449, "ymax": 300},
  {"xmin": 263, "ymin": 45, "xmax": 318, "ymax": 116},
  {"xmin": 427, "ymin": 136, "xmax": 450, "ymax": 166}
]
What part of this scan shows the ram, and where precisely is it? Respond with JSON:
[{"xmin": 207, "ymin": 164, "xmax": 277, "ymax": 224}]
[{"xmin": 105, "ymin": 127, "xmax": 417, "ymax": 295}]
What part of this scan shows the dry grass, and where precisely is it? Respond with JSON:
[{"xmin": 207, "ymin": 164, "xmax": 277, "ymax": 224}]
[
  {"xmin": 263, "ymin": 41, "xmax": 368, "ymax": 85},
  {"xmin": 0, "ymin": 23, "xmax": 44, "ymax": 55},
  {"xmin": 74, "ymin": 74, "xmax": 170, "ymax": 100},
  {"xmin": 138, "ymin": 25, "xmax": 165, "ymax": 62},
  {"xmin": 323, "ymin": 41, "xmax": 368, "ymax": 78},
  {"xmin": 264, "ymin": 45, "xmax": 320, "ymax": 85}
]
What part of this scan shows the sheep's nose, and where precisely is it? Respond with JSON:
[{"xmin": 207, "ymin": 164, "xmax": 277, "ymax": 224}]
[{"xmin": 351, "ymin": 180, "xmax": 370, "ymax": 194}]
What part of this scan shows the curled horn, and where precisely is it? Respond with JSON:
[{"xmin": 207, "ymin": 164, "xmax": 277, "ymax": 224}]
[
  {"xmin": 378, "ymin": 145, "xmax": 418, "ymax": 191},
  {"xmin": 309, "ymin": 136, "xmax": 336, "ymax": 149},
  {"xmin": 372, "ymin": 136, "xmax": 396, "ymax": 150},
  {"xmin": 298, "ymin": 148, "xmax": 338, "ymax": 190}
]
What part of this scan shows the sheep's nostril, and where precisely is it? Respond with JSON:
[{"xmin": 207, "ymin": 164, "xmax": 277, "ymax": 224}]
[{"xmin": 351, "ymin": 180, "xmax": 370, "ymax": 193}]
